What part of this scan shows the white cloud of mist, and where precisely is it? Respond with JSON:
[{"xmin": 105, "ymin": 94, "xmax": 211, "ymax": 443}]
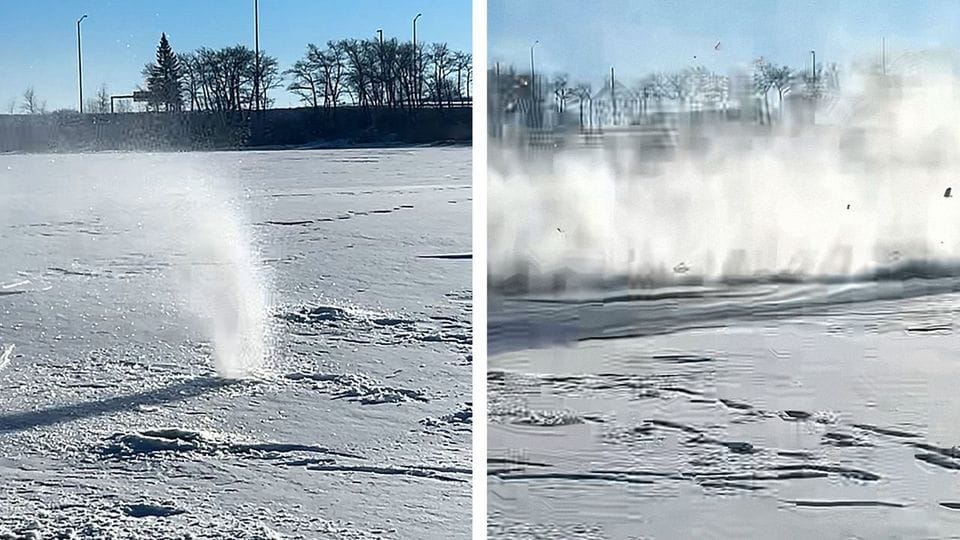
[{"xmin": 489, "ymin": 57, "xmax": 960, "ymax": 292}]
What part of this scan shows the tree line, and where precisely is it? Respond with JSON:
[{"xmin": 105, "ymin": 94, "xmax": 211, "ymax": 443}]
[
  {"xmin": 6, "ymin": 32, "xmax": 471, "ymax": 114},
  {"xmin": 285, "ymin": 38, "xmax": 471, "ymax": 109},
  {"xmin": 492, "ymin": 57, "xmax": 842, "ymax": 128}
]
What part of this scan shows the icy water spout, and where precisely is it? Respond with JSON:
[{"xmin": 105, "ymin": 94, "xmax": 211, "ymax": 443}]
[
  {"xmin": 191, "ymin": 211, "xmax": 270, "ymax": 378},
  {"xmin": 170, "ymin": 181, "xmax": 272, "ymax": 380}
]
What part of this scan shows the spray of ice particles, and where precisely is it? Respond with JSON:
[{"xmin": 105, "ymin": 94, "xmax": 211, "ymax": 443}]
[{"xmin": 163, "ymin": 178, "xmax": 272, "ymax": 380}]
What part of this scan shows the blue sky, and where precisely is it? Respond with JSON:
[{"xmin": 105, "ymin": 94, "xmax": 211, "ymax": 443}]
[
  {"xmin": 489, "ymin": 0, "xmax": 960, "ymax": 85},
  {"xmin": 0, "ymin": 0, "xmax": 471, "ymax": 111}
]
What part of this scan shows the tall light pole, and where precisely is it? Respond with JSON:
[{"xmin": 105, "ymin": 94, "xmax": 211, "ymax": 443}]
[
  {"xmin": 495, "ymin": 61, "xmax": 501, "ymax": 137},
  {"xmin": 611, "ymin": 66, "xmax": 616, "ymax": 126},
  {"xmin": 810, "ymin": 50, "xmax": 816, "ymax": 85},
  {"xmin": 530, "ymin": 40, "xmax": 538, "ymax": 94},
  {"xmin": 530, "ymin": 40, "xmax": 538, "ymax": 127},
  {"xmin": 413, "ymin": 13, "xmax": 422, "ymax": 105},
  {"xmin": 882, "ymin": 37, "xmax": 886, "ymax": 75},
  {"xmin": 253, "ymin": 0, "xmax": 260, "ymax": 111},
  {"xmin": 77, "ymin": 14, "xmax": 87, "ymax": 113},
  {"xmin": 810, "ymin": 49, "xmax": 817, "ymax": 124}
]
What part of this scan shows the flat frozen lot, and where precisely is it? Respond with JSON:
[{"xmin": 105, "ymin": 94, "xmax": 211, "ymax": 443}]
[
  {"xmin": 489, "ymin": 282, "xmax": 960, "ymax": 539},
  {"xmin": 0, "ymin": 148, "xmax": 472, "ymax": 539}
]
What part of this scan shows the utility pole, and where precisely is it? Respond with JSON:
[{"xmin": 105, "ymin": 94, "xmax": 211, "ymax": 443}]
[
  {"xmin": 810, "ymin": 50, "xmax": 816, "ymax": 85},
  {"xmin": 611, "ymin": 67, "xmax": 616, "ymax": 126},
  {"xmin": 254, "ymin": 0, "xmax": 260, "ymax": 111},
  {"xmin": 413, "ymin": 13, "xmax": 422, "ymax": 106},
  {"xmin": 882, "ymin": 37, "xmax": 886, "ymax": 75},
  {"xmin": 495, "ymin": 61, "xmax": 501, "ymax": 137},
  {"xmin": 810, "ymin": 50, "xmax": 817, "ymax": 125},
  {"xmin": 77, "ymin": 14, "xmax": 87, "ymax": 113},
  {"xmin": 530, "ymin": 40, "xmax": 538, "ymax": 127}
]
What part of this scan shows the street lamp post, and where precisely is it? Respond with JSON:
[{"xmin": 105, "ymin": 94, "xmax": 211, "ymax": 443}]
[
  {"xmin": 530, "ymin": 40, "xmax": 538, "ymax": 94},
  {"xmin": 810, "ymin": 49, "xmax": 817, "ymax": 124},
  {"xmin": 254, "ymin": 0, "xmax": 260, "ymax": 111},
  {"xmin": 413, "ymin": 13, "xmax": 421, "ymax": 106},
  {"xmin": 77, "ymin": 14, "xmax": 87, "ymax": 113},
  {"xmin": 495, "ymin": 61, "xmax": 501, "ymax": 137},
  {"xmin": 882, "ymin": 38, "xmax": 886, "ymax": 75},
  {"xmin": 611, "ymin": 66, "xmax": 616, "ymax": 126},
  {"xmin": 810, "ymin": 50, "xmax": 816, "ymax": 85},
  {"xmin": 530, "ymin": 40, "xmax": 538, "ymax": 127}
]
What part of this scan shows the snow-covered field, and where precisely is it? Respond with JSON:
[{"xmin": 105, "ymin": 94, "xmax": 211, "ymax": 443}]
[
  {"xmin": 489, "ymin": 281, "xmax": 960, "ymax": 538},
  {"xmin": 0, "ymin": 148, "xmax": 472, "ymax": 539}
]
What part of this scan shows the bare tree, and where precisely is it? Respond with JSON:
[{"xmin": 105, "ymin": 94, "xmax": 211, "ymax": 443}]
[
  {"xmin": 429, "ymin": 43, "xmax": 453, "ymax": 107},
  {"xmin": 662, "ymin": 69, "xmax": 695, "ymax": 111},
  {"xmin": 98, "ymin": 84, "xmax": 111, "ymax": 113},
  {"xmin": 175, "ymin": 45, "xmax": 280, "ymax": 111},
  {"xmin": 341, "ymin": 38, "xmax": 373, "ymax": 106},
  {"xmin": 254, "ymin": 52, "xmax": 281, "ymax": 109},
  {"xmin": 286, "ymin": 57, "xmax": 322, "ymax": 108},
  {"xmin": 552, "ymin": 73, "xmax": 569, "ymax": 113},
  {"xmin": 20, "ymin": 87, "xmax": 45, "ymax": 114},
  {"xmin": 572, "ymin": 82, "xmax": 592, "ymax": 128},
  {"xmin": 286, "ymin": 42, "xmax": 347, "ymax": 108},
  {"xmin": 452, "ymin": 51, "xmax": 471, "ymax": 102},
  {"xmin": 85, "ymin": 84, "xmax": 111, "ymax": 113},
  {"xmin": 287, "ymin": 35, "xmax": 467, "ymax": 110},
  {"xmin": 320, "ymin": 41, "xmax": 347, "ymax": 107},
  {"xmin": 464, "ymin": 58, "xmax": 473, "ymax": 100},
  {"xmin": 753, "ymin": 59, "xmax": 773, "ymax": 124},
  {"xmin": 765, "ymin": 64, "xmax": 793, "ymax": 119},
  {"xmin": 179, "ymin": 52, "xmax": 202, "ymax": 110}
]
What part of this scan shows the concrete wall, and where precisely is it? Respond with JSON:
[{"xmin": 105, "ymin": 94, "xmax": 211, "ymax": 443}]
[{"xmin": 0, "ymin": 106, "xmax": 471, "ymax": 153}]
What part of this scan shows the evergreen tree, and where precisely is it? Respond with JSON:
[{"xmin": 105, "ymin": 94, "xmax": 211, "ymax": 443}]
[{"xmin": 144, "ymin": 33, "xmax": 184, "ymax": 111}]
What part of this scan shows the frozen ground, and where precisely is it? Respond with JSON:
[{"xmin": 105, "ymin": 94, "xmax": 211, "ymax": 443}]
[
  {"xmin": 489, "ymin": 281, "xmax": 960, "ymax": 538},
  {"xmin": 0, "ymin": 148, "xmax": 471, "ymax": 539}
]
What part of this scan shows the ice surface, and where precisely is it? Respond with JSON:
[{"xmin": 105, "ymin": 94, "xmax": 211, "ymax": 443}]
[{"xmin": 0, "ymin": 148, "xmax": 471, "ymax": 538}]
